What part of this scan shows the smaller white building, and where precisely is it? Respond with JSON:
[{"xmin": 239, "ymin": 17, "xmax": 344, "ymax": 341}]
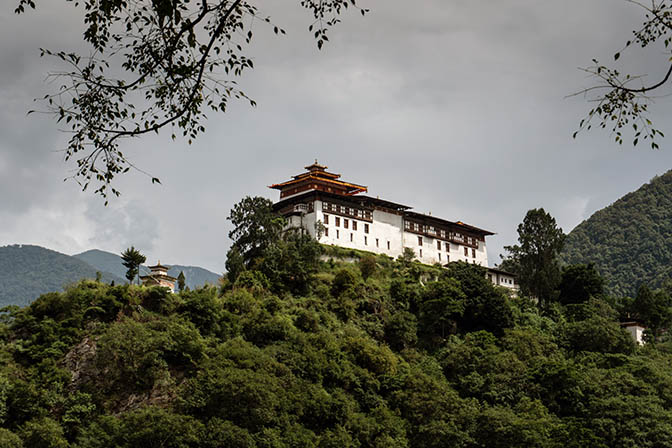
[
  {"xmin": 140, "ymin": 261, "xmax": 177, "ymax": 293},
  {"xmin": 485, "ymin": 266, "xmax": 518, "ymax": 291},
  {"xmin": 620, "ymin": 321, "xmax": 646, "ymax": 345}
]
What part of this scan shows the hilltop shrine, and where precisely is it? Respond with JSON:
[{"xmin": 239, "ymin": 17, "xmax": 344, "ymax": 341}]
[
  {"xmin": 140, "ymin": 261, "xmax": 177, "ymax": 292},
  {"xmin": 270, "ymin": 162, "xmax": 517, "ymax": 290}
]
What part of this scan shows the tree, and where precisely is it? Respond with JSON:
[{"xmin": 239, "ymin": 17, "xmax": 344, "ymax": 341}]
[
  {"xmin": 359, "ymin": 254, "xmax": 377, "ymax": 280},
  {"xmin": 120, "ymin": 246, "xmax": 146, "ymax": 285},
  {"xmin": 558, "ymin": 264, "xmax": 604, "ymax": 305},
  {"xmin": 574, "ymin": 1, "xmax": 671, "ymax": 149},
  {"xmin": 177, "ymin": 271, "xmax": 186, "ymax": 292},
  {"xmin": 418, "ymin": 277, "xmax": 465, "ymax": 340},
  {"xmin": 15, "ymin": 0, "xmax": 369, "ymax": 200},
  {"xmin": 501, "ymin": 208, "xmax": 565, "ymax": 305},
  {"xmin": 227, "ymin": 196, "xmax": 286, "ymax": 272},
  {"xmin": 444, "ymin": 262, "xmax": 514, "ymax": 336},
  {"xmin": 259, "ymin": 228, "xmax": 322, "ymax": 295},
  {"xmin": 632, "ymin": 284, "xmax": 672, "ymax": 342}
]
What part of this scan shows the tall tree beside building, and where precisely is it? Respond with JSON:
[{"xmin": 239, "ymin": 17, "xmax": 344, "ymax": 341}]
[
  {"xmin": 501, "ymin": 208, "xmax": 565, "ymax": 305},
  {"xmin": 227, "ymin": 196, "xmax": 286, "ymax": 272},
  {"xmin": 120, "ymin": 246, "xmax": 146, "ymax": 285}
]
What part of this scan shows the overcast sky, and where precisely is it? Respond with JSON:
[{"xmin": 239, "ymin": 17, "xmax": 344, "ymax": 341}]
[{"xmin": 2, "ymin": 0, "xmax": 672, "ymax": 274}]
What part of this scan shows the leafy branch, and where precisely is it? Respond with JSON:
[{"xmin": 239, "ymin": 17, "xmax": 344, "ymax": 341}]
[
  {"xmin": 16, "ymin": 0, "xmax": 368, "ymax": 202},
  {"xmin": 573, "ymin": 0, "xmax": 672, "ymax": 148}
]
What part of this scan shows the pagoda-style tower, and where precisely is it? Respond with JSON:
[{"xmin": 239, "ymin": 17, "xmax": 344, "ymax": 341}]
[
  {"xmin": 269, "ymin": 160, "xmax": 367, "ymax": 200},
  {"xmin": 140, "ymin": 261, "xmax": 177, "ymax": 292}
]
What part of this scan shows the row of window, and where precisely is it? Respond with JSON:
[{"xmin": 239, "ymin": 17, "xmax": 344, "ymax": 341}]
[
  {"xmin": 324, "ymin": 214, "xmax": 369, "ymax": 233},
  {"xmin": 414, "ymin": 249, "xmax": 481, "ymax": 265},
  {"xmin": 322, "ymin": 202, "xmax": 372, "ymax": 221},
  {"xmin": 324, "ymin": 227, "xmax": 391, "ymax": 249},
  {"xmin": 487, "ymin": 274, "xmax": 515, "ymax": 285},
  {"xmin": 404, "ymin": 220, "xmax": 478, "ymax": 246},
  {"xmin": 416, "ymin": 236, "xmax": 477, "ymax": 258}
]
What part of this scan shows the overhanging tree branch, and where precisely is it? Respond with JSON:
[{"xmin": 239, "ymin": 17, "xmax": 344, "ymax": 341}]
[{"xmin": 16, "ymin": 0, "xmax": 369, "ymax": 202}]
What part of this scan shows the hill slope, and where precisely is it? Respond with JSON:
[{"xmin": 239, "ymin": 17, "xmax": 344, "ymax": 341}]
[
  {"xmin": 0, "ymin": 245, "xmax": 123, "ymax": 308},
  {"xmin": 0, "ymin": 249, "xmax": 670, "ymax": 447},
  {"xmin": 74, "ymin": 249, "xmax": 221, "ymax": 289},
  {"xmin": 562, "ymin": 171, "xmax": 672, "ymax": 297}
]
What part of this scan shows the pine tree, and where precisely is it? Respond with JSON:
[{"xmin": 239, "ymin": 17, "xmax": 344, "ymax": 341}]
[{"xmin": 120, "ymin": 246, "xmax": 146, "ymax": 285}]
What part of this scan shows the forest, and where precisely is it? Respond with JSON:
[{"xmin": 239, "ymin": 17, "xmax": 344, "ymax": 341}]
[
  {"xmin": 2, "ymin": 200, "xmax": 672, "ymax": 448},
  {"xmin": 562, "ymin": 169, "xmax": 672, "ymax": 297}
]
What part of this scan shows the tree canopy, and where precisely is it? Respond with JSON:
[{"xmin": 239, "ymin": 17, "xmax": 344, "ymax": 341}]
[
  {"xmin": 4, "ymin": 236, "xmax": 672, "ymax": 447},
  {"xmin": 120, "ymin": 246, "xmax": 146, "ymax": 284},
  {"xmin": 501, "ymin": 208, "xmax": 565, "ymax": 305},
  {"xmin": 562, "ymin": 170, "xmax": 672, "ymax": 297}
]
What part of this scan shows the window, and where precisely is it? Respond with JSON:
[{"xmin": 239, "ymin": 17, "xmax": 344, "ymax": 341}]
[
  {"xmin": 350, "ymin": 233, "xmax": 353, "ymax": 242},
  {"xmin": 404, "ymin": 221, "xmax": 410, "ymax": 230},
  {"xmin": 335, "ymin": 217, "xmax": 340, "ymax": 227},
  {"xmin": 447, "ymin": 254, "xmax": 450, "ymax": 262},
  {"xmin": 387, "ymin": 241, "xmax": 390, "ymax": 250},
  {"xmin": 376, "ymin": 238, "xmax": 379, "ymax": 248},
  {"xmin": 445, "ymin": 242, "xmax": 449, "ymax": 251},
  {"xmin": 418, "ymin": 236, "xmax": 423, "ymax": 246},
  {"xmin": 364, "ymin": 224, "xmax": 369, "ymax": 234},
  {"xmin": 352, "ymin": 221, "xmax": 358, "ymax": 231},
  {"xmin": 364, "ymin": 236, "xmax": 368, "ymax": 245},
  {"xmin": 472, "ymin": 248, "xmax": 476, "ymax": 258},
  {"xmin": 419, "ymin": 249, "xmax": 423, "ymax": 258},
  {"xmin": 336, "ymin": 229, "xmax": 340, "ymax": 239},
  {"xmin": 464, "ymin": 247, "xmax": 468, "ymax": 256},
  {"xmin": 344, "ymin": 219, "xmax": 349, "ymax": 229},
  {"xmin": 324, "ymin": 227, "xmax": 328, "ymax": 237},
  {"xmin": 437, "ymin": 241, "xmax": 441, "ymax": 250},
  {"xmin": 323, "ymin": 214, "xmax": 329, "ymax": 225},
  {"xmin": 438, "ymin": 253, "xmax": 441, "ymax": 262}
]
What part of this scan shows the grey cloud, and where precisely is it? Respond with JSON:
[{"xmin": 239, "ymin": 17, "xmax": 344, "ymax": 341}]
[{"xmin": 3, "ymin": 0, "xmax": 672, "ymax": 272}]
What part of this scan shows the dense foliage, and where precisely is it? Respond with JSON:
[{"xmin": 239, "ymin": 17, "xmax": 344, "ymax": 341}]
[
  {"xmin": 501, "ymin": 208, "xmax": 565, "ymax": 304},
  {"xmin": 562, "ymin": 170, "xmax": 672, "ymax": 296},
  {"xmin": 3, "ymin": 242, "xmax": 672, "ymax": 447}
]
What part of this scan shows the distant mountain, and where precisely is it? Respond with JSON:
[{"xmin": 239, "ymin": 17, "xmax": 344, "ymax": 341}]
[
  {"xmin": 562, "ymin": 171, "xmax": 672, "ymax": 297},
  {"xmin": 73, "ymin": 249, "xmax": 221, "ymax": 290},
  {"xmin": 0, "ymin": 245, "xmax": 123, "ymax": 308}
]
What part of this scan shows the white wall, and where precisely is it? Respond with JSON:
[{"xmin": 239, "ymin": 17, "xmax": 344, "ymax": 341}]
[
  {"xmin": 283, "ymin": 198, "xmax": 491, "ymax": 269},
  {"xmin": 402, "ymin": 231, "xmax": 488, "ymax": 267}
]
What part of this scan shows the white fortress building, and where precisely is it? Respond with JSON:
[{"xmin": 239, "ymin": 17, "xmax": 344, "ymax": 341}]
[{"xmin": 270, "ymin": 162, "xmax": 517, "ymax": 290}]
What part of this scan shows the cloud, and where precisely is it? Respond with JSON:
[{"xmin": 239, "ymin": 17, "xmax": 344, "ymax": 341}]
[{"xmin": 3, "ymin": 0, "xmax": 672, "ymax": 273}]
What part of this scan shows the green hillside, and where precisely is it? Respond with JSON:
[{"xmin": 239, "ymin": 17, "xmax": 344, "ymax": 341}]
[
  {"xmin": 562, "ymin": 171, "xmax": 672, "ymax": 297},
  {"xmin": 2, "ymin": 245, "xmax": 672, "ymax": 447},
  {"xmin": 74, "ymin": 249, "xmax": 221, "ymax": 289},
  {"xmin": 0, "ymin": 245, "xmax": 122, "ymax": 308}
]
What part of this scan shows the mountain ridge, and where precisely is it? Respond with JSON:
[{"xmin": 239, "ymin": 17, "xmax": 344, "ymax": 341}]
[
  {"xmin": 0, "ymin": 244, "xmax": 123, "ymax": 308},
  {"xmin": 562, "ymin": 170, "xmax": 672, "ymax": 296},
  {"xmin": 0, "ymin": 245, "xmax": 222, "ymax": 308},
  {"xmin": 73, "ymin": 249, "xmax": 222, "ymax": 290}
]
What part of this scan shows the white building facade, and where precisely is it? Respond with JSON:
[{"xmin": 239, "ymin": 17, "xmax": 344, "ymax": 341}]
[{"xmin": 271, "ymin": 162, "xmax": 517, "ymax": 290}]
